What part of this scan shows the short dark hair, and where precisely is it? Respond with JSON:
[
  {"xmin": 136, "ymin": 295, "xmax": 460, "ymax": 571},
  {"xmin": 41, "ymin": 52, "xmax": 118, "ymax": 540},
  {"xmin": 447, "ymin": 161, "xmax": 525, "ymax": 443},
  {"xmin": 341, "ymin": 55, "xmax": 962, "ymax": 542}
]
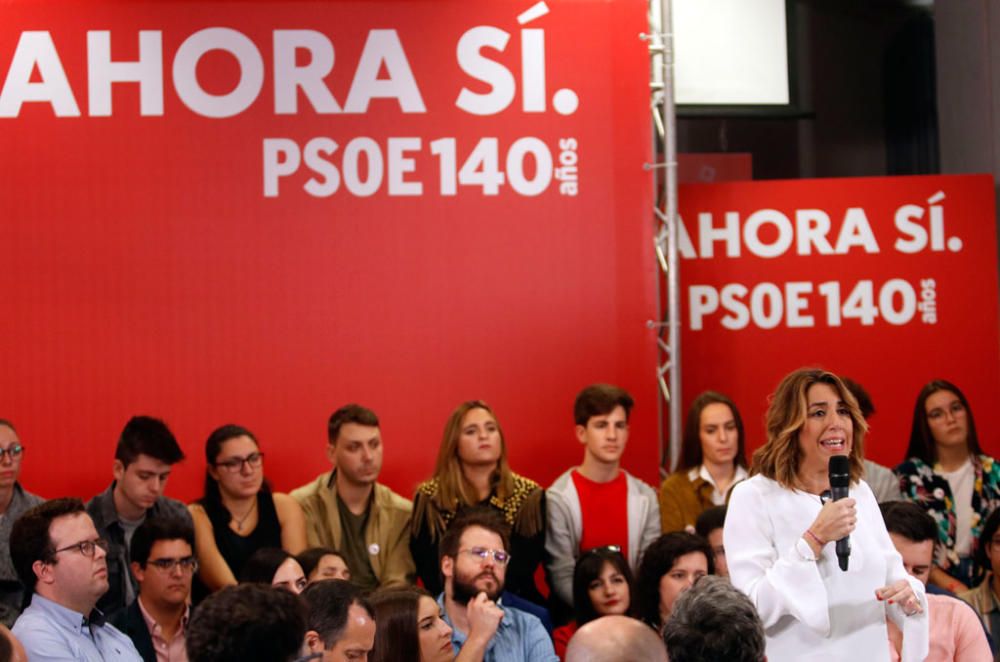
[
  {"xmin": 116, "ymin": 416, "xmax": 184, "ymax": 467},
  {"xmin": 301, "ymin": 579, "xmax": 374, "ymax": 649},
  {"xmin": 10, "ymin": 498, "xmax": 87, "ymax": 594},
  {"xmin": 438, "ymin": 507, "xmax": 511, "ymax": 564},
  {"xmin": 975, "ymin": 509, "xmax": 1000, "ymax": 584},
  {"xmin": 663, "ymin": 575, "xmax": 765, "ymax": 662},
  {"xmin": 0, "ymin": 419, "xmax": 15, "ymax": 433},
  {"xmin": 574, "ymin": 384, "xmax": 634, "ymax": 426},
  {"xmin": 880, "ymin": 501, "xmax": 937, "ymax": 544},
  {"xmin": 369, "ymin": 586, "xmax": 433, "ymax": 662},
  {"xmin": 186, "ymin": 584, "xmax": 306, "ymax": 662},
  {"xmin": 328, "ymin": 404, "xmax": 380, "ymax": 444},
  {"xmin": 841, "ymin": 377, "xmax": 876, "ymax": 419},
  {"xmin": 240, "ymin": 547, "xmax": 294, "ymax": 584},
  {"xmin": 676, "ymin": 391, "xmax": 747, "ymax": 472},
  {"xmin": 130, "ymin": 517, "xmax": 195, "ymax": 567},
  {"xmin": 297, "ymin": 547, "xmax": 347, "ymax": 579},
  {"xmin": 572, "ymin": 547, "xmax": 636, "ymax": 626},
  {"xmin": 635, "ymin": 532, "xmax": 714, "ymax": 630},
  {"xmin": 906, "ymin": 379, "xmax": 981, "ymax": 464},
  {"xmin": 694, "ymin": 505, "xmax": 727, "ymax": 539}
]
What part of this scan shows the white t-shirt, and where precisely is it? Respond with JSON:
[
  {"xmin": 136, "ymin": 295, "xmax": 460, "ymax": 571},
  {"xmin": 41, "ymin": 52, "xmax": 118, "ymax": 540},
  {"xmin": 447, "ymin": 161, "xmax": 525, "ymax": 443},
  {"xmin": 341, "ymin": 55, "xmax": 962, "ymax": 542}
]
[{"xmin": 939, "ymin": 459, "xmax": 975, "ymax": 558}]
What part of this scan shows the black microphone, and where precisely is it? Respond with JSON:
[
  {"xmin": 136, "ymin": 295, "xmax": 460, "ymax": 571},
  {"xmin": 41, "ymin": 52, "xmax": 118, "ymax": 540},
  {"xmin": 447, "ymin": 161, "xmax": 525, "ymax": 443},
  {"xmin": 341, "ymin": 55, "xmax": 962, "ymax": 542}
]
[{"xmin": 829, "ymin": 455, "xmax": 851, "ymax": 571}]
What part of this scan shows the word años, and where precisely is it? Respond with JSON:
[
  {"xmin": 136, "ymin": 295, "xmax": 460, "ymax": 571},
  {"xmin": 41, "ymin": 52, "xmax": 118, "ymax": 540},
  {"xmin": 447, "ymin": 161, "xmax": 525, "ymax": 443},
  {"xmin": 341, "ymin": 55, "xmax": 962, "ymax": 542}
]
[
  {"xmin": 689, "ymin": 278, "xmax": 931, "ymax": 331},
  {"xmin": 264, "ymin": 135, "xmax": 572, "ymax": 198}
]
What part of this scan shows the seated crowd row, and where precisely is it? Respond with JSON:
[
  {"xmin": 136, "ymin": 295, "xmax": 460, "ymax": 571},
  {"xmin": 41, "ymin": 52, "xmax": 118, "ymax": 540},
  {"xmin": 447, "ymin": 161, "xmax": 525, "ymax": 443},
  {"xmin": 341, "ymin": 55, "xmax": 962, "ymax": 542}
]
[{"xmin": 0, "ymin": 375, "xmax": 995, "ymax": 661}]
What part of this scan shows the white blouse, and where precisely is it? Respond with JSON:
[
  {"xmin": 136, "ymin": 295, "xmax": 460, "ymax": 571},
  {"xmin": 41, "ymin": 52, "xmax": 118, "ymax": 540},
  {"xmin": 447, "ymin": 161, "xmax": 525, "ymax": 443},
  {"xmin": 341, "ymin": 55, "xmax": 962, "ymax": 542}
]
[{"xmin": 725, "ymin": 475, "xmax": 929, "ymax": 662}]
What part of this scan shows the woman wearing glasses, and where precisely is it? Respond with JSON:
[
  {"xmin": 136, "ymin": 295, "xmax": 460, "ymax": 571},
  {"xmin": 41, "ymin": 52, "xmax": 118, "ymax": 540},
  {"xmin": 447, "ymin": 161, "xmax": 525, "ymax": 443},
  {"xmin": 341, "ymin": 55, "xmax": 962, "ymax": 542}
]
[
  {"xmin": 411, "ymin": 401, "xmax": 547, "ymax": 611},
  {"xmin": 552, "ymin": 546, "xmax": 635, "ymax": 659},
  {"xmin": 188, "ymin": 424, "xmax": 307, "ymax": 596},
  {"xmin": 896, "ymin": 379, "xmax": 1000, "ymax": 592},
  {"xmin": 0, "ymin": 419, "xmax": 42, "ymax": 626}
]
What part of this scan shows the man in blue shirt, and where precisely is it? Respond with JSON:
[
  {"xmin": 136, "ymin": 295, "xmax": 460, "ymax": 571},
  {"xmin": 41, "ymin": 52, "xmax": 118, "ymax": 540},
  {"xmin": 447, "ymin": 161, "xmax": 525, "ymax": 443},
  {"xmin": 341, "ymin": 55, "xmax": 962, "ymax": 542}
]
[
  {"xmin": 10, "ymin": 498, "xmax": 141, "ymax": 661},
  {"xmin": 437, "ymin": 508, "xmax": 557, "ymax": 662}
]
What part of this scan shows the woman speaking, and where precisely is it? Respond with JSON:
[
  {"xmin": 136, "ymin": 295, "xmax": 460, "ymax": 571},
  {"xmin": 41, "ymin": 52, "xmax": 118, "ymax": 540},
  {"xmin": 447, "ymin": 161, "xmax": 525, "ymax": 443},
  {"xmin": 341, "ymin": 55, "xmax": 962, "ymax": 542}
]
[{"xmin": 725, "ymin": 368, "xmax": 928, "ymax": 661}]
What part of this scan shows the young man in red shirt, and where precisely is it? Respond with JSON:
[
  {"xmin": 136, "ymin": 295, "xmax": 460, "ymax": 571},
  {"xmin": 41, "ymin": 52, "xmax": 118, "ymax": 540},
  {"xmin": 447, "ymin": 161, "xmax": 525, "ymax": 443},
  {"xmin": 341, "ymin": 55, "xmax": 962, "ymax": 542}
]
[{"xmin": 545, "ymin": 384, "xmax": 661, "ymax": 612}]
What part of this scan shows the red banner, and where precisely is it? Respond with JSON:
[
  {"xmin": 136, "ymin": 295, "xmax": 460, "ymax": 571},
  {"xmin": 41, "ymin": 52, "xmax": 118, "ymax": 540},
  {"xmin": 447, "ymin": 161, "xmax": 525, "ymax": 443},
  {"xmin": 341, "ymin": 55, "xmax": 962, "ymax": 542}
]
[
  {"xmin": 679, "ymin": 174, "xmax": 1000, "ymax": 467},
  {"xmin": 0, "ymin": 1, "xmax": 657, "ymax": 500}
]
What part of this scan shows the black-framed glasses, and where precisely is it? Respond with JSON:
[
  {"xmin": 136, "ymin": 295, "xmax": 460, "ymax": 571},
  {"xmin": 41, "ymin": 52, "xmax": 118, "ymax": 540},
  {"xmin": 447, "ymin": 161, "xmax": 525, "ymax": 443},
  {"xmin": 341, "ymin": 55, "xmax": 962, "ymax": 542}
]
[
  {"xmin": 0, "ymin": 444, "xmax": 24, "ymax": 462},
  {"xmin": 459, "ymin": 547, "xmax": 511, "ymax": 566},
  {"xmin": 214, "ymin": 452, "xmax": 264, "ymax": 473},
  {"xmin": 147, "ymin": 556, "xmax": 198, "ymax": 573},
  {"xmin": 53, "ymin": 538, "xmax": 109, "ymax": 558}
]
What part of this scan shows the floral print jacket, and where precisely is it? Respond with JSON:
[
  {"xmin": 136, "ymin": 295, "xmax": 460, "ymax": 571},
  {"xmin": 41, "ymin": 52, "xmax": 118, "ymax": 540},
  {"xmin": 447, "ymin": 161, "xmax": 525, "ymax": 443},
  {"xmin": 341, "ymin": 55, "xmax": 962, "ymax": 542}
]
[{"xmin": 895, "ymin": 454, "xmax": 1000, "ymax": 578}]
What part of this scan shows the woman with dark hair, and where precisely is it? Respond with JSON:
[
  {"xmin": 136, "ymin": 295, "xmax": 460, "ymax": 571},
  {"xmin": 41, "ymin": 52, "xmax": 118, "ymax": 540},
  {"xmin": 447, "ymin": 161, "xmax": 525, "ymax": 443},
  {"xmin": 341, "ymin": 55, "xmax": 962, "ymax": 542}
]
[
  {"xmin": 189, "ymin": 424, "xmax": 307, "ymax": 594},
  {"xmin": 552, "ymin": 546, "xmax": 635, "ymax": 659},
  {"xmin": 369, "ymin": 586, "xmax": 496, "ymax": 662},
  {"xmin": 659, "ymin": 391, "xmax": 748, "ymax": 533},
  {"xmin": 896, "ymin": 379, "xmax": 1000, "ymax": 593},
  {"xmin": 240, "ymin": 547, "xmax": 307, "ymax": 595},
  {"xmin": 410, "ymin": 401, "xmax": 546, "ymax": 609},
  {"xmin": 296, "ymin": 546, "xmax": 351, "ymax": 584},
  {"xmin": 958, "ymin": 509, "xmax": 1000, "ymax": 638},
  {"xmin": 726, "ymin": 367, "xmax": 928, "ymax": 660},
  {"xmin": 635, "ymin": 532, "xmax": 712, "ymax": 632}
]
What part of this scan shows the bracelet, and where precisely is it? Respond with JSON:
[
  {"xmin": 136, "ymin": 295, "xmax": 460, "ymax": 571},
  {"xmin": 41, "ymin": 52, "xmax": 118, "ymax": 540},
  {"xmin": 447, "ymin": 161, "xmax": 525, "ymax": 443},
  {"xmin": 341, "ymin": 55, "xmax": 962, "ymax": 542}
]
[{"xmin": 805, "ymin": 529, "xmax": 826, "ymax": 547}]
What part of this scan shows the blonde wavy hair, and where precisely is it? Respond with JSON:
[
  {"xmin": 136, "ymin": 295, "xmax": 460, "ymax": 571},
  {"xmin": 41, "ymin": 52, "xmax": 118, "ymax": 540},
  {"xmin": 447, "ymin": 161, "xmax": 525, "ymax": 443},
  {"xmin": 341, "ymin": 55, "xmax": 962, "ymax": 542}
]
[
  {"xmin": 431, "ymin": 400, "xmax": 514, "ymax": 511},
  {"xmin": 752, "ymin": 368, "xmax": 867, "ymax": 488}
]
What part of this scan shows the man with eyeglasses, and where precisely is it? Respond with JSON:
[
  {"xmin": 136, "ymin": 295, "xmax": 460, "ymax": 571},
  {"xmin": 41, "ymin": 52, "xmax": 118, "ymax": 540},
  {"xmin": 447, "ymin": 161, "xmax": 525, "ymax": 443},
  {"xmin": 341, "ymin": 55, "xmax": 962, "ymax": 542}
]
[
  {"xmin": 0, "ymin": 419, "xmax": 44, "ymax": 627},
  {"xmin": 438, "ymin": 508, "xmax": 557, "ymax": 662},
  {"xmin": 291, "ymin": 404, "xmax": 414, "ymax": 591},
  {"xmin": 10, "ymin": 498, "xmax": 142, "ymax": 660},
  {"xmin": 86, "ymin": 416, "xmax": 192, "ymax": 618},
  {"xmin": 111, "ymin": 518, "xmax": 196, "ymax": 662}
]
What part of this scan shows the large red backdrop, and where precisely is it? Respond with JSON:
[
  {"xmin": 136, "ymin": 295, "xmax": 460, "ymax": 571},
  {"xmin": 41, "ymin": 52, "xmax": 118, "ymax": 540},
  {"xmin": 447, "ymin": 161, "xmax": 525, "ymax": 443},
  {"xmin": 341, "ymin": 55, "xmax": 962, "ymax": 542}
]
[
  {"xmin": 0, "ymin": 1, "xmax": 658, "ymax": 500},
  {"xmin": 678, "ymin": 174, "xmax": 1000, "ymax": 467}
]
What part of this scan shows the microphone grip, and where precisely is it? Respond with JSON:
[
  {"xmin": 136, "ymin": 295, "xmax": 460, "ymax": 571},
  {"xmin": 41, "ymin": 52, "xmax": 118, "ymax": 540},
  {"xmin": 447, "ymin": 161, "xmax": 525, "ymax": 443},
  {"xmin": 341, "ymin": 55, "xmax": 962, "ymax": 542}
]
[{"xmin": 836, "ymin": 537, "xmax": 850, "ymax": 571}]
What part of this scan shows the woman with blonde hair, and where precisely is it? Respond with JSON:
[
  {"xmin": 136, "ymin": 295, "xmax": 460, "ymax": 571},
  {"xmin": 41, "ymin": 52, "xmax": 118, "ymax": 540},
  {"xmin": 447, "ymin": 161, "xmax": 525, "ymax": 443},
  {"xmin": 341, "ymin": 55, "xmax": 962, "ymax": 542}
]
[
  {"xmin": 725, "ymin": 368, "xmax": 928, "ymax": 661},
  {"xmin": 410, "ymin": 401, "xmax": 546, "ymax": 609}
]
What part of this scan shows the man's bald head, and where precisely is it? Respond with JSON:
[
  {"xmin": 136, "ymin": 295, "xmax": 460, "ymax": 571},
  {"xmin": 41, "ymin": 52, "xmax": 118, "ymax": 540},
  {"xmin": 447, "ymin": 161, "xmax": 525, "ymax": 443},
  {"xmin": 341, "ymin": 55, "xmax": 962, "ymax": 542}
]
[{"xmin": 565, "ymin": 615, "xmax": 668, "ymax": 662}]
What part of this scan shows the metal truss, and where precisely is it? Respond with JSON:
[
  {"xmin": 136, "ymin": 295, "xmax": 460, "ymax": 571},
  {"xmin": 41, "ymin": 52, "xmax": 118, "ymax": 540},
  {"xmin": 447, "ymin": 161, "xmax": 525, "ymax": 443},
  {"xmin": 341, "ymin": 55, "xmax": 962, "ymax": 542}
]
[{"xmin": 643, "ymin": 0, "xmax": 681, "ymax": 476}]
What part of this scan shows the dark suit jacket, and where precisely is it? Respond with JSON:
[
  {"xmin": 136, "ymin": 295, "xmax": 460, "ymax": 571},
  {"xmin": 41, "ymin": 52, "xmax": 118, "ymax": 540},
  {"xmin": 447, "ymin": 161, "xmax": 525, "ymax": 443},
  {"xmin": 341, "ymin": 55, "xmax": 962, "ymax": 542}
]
[{"xmin": 109, "ymin": 600, "xmax": 157, "ymax": 662}]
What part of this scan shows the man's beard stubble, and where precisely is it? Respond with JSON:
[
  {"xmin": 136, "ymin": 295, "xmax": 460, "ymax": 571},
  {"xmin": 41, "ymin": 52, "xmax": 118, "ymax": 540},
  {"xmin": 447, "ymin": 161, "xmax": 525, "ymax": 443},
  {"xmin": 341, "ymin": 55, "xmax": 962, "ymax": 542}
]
[{"xmin": 450, "ymin": 568, "xmax": 503, "ymax": 605}]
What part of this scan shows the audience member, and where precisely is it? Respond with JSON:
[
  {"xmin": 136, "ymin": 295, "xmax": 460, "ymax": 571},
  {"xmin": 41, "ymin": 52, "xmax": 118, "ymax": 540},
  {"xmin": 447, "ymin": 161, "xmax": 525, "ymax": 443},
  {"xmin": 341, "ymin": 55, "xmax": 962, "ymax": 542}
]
[
  {"xmin": 881, "ymin": 500, "xmax": 991, "ymax": 660},
  {"xmin": 10, "ymin": 498, "xmax": 141, "ymax": 660},
  {"xmin": 897, "ymin": 380, "xmax": 1000, "ymax": 592},
  {"xmin": 112, "ymin": 517, "xmax": 197, "ymax": 662},
  {"xmin": 292, "ymin": 404, "xmax": 414, "ymax": 590},
  {"xmin": 437, "ymin": 508, "xmax": 556, "ymax": 661},
  {"xmin": 553, "ymin": 546, "xmax": 635, "ymax": 659},
  {"xmin": 188, "ymin": 424, "xmax": 306, "ymax": 595},
  {"xmin": 297, "ymin": 547, "xmax": 352, "ymax": 584},
  {"xmin": 369, "ymin": 586, "xmax": 455, "ymax": 662},
  {"xmin": 842, "ymin": 378, "xmax": 903, "ymax": 503},
  {"xmin": 564, "ymin": 615, "xmax": 667, "ymax": 662},
  {"xmin": 240, "ymin": 548, "xmax": 307, "ymax": 595},
  {"xmin": 546, "ymin": 385, "xmax": 659, "ymax": 613},
  {"xmin": 412, "ymin": 401, "xmax": 547, "ymax": 612},
  {"xmin": 662, "ymin": 575, "xmax": 765, "ymax": 662},
  {"xmin": 0, "ymin": 420, "xmax": 43, "ymax": 627},
  {"xmin": 86, "ymin": 416, "xmax": 190, "ymax": 617},
  {"xmin": 300, "ymin": 579, "xmax": 376, "ymax": 661},
  {"xmin": 693, "ymin": 505, "xmax": 728, "ymax": 578},
  {"xmin": 186, "ymin": 584, "xmax": 306, "ymax": 662},
  {"xmin": 659, "ymin": 391, "xmax": 747, "ymax": 533},
  {"xmin": 635, "ymin": 532, "xmax": 712, "ymax": 632},
  {"xmin": 962, "ymin": 509, "xmax": 1000, "ymax": 639}
]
